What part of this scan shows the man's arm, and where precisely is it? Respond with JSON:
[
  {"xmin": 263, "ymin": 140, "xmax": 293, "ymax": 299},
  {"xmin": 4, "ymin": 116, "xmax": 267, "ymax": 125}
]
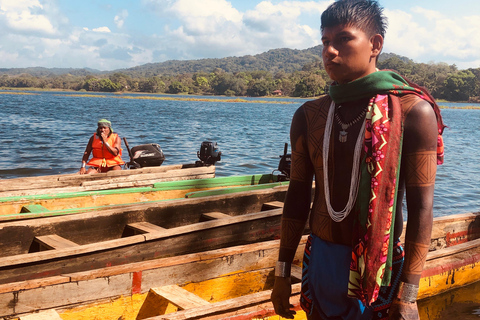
[
  {"xmin": 101, "ymin": 133, "xmax": 121, "ymax": 156},
  {"xmin": 271, "ymin": 107, "xmax": 314, "ymax": 319},
  {"xmin": 389, "ymin": 100, "xmax": 438, "ymax": 319},
  {"xmin": 80, "ymin": 136, "xmax": 94, "ymax": 174}
]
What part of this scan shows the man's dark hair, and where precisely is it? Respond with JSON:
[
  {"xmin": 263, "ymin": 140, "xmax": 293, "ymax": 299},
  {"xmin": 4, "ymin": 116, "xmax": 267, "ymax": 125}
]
[{"xmin": 321, "ymin": 0, "xmax": 387, "ymax": 38}]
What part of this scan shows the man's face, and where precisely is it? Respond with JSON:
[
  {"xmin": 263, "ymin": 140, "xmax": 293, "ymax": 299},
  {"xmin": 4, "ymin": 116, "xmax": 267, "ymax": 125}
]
[
  {"xmin": 98, "ymin": 125, "xmax": 110, "ymax": 135},
  {"xmin": 322, "ymin": 24, "xmax": 378, "ymax": 84}
]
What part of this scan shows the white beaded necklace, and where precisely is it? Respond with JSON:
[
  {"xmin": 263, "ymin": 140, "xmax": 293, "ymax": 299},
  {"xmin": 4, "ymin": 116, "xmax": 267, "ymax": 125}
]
[{"xmin": 323, "ymin": 101, "xmax": 366, "ymax": 222}]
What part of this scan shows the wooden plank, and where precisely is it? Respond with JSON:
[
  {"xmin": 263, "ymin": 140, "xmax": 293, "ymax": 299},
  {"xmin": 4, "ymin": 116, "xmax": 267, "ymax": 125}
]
[
  {"xmin": 291, "ymin": 264, "xmax": 303, "ymax": 281},
  {"xmin": 0, "ymin": 276, "xmax": 70, "ymax": 294},
  {"xmin": 127, "ymin": 222, "xmax": 167, "ymax": 234},
  {"xmin": 34, "ymin": 235, "xmax": 79, "ymax": 250},
  {"xmin": 200, "ymin": 212, "xmax": 231, "ymax": 221},
  {"xmin": 136, "ymin": 285, "xmax": 210, "ymax": 320},
  {"xmin": 79, "ymin": 167, "xmax": 215, "ymax": 187},
  {"xmin": 151, "ymin": 284, "xmax": 301, "ymax": 320},
  {"xmin": 426, "ymin": 237, "xmax": 480, "ymax": 261},
  {"xmin": 154, "ymin": 285, "xmax": 210, "ymax": 308},
  {"xmin": 132, "ymin": 286, "xmax": 209, "ymax": 320},
  {"xmin": 261, "ymin": 201, "xmax": 284, "ymax": 210},
  {"xmin": 0, "ymin": 173, "xmax": 215, "ymax": 197},
  {"xmin": 0, "ymin": 165, "xmax": 214, "ymax": 196},
  {"xmin": 19, "ymin": 309, "xmax": 62, "ymax": 320},
  {"xmin": 0, "ymin": 273, "xmax": 133, "ymax": 316}
]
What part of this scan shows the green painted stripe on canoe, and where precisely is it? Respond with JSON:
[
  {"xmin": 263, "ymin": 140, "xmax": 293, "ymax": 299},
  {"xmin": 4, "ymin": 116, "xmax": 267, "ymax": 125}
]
[
  {"xmin": 0, "ymin": 174, "xmax": 278, "ymax": 203},
  {"xmin": 184, "ymin": 181, "xmax": 289, "ymax": 198},
  {"xmin": 152, "ymin": 174, "xmax": 278, "ymax": 189}
]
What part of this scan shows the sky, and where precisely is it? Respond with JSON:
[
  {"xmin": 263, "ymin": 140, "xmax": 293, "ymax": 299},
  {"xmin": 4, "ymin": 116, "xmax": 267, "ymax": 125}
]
[{"xmin": 0, "ymin": 0, "xmax": 479, "ymax": 71}]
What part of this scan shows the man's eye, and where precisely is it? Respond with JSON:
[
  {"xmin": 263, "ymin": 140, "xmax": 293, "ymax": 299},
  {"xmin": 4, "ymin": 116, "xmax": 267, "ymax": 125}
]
[{"xmin": 341, "ymin": 37, "xmax": 350, "ymax": 42}]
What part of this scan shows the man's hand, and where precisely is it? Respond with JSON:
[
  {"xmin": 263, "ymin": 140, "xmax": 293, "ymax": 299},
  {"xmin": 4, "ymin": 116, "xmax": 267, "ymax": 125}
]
[
  {"xmin": 79, "ymin": 167, "xmax": 87, "ymax": 175},
  {"xmin": 388, "ymin": 298, "xmax": 419, "ymax": 320},
  {"xmin": 271, "ymin": 276, "xmax": 296, "ymax": 319}
]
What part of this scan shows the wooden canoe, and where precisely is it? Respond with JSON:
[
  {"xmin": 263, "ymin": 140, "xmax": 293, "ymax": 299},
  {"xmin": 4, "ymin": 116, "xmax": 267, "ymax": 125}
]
[
  {"xmin": 1, "ymin": 211, "xmax": 480, "ymax": 319},
  {"xmin": 0, "ymin": 173, "xmax": 282, "ymax": 219},
  {"xmin": 0, "ymin": 184, "xmax": 292, "ymax": 285},
  {"xmin": 0, "ymin": 163, "xmax": 215, "ymax": 198}
]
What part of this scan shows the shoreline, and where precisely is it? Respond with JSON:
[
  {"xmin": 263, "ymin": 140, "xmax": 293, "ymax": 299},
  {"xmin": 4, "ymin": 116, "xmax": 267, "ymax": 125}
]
[{"xmin": 1, "ymin": 87, "xmax": 480, "ymax": 108}]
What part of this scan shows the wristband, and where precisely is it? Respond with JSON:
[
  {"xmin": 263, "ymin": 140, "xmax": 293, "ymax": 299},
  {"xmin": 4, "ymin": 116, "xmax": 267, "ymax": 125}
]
[
  {"xmin": 104, "ymin": 142, "xmax": 110, "ymax": 148},
  {"xmin": 275, "ymin": 261, "xmax": 291, "ymax": 277},
  {"xmin": 396, "ymin": 281, "xmax": 419, "ymax": 303},
  {"xmin": 81, "ymin": 163, "xmax": 86, "ymax": 168}
]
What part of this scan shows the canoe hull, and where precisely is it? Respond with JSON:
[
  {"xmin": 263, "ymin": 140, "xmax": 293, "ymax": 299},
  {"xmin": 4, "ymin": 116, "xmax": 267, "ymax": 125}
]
[{"xmin": 0, "ymin": 173, "xmax": 280, "ymax": 218}]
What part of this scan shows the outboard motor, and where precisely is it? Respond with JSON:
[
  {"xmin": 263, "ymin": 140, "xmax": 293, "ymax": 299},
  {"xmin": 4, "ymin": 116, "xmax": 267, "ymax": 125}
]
[
  {"xmin": 196, "ymin": 141, "xmax": 221, "ymax": 166},
  {"xmin": 277, "ymin": 143, "xmax": 291, "ymax": 181},
  {"xmin": 130, "ymin": 144, "xmax": 165, "ymax": 167},
  {"xmin": 123, "ymin": 138, "xmax": 165, "ymax": 169}
]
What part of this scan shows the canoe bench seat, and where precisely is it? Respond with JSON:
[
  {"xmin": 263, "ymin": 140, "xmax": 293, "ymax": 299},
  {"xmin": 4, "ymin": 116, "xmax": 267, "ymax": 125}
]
[
  {"xmin": 200, "ymin": 212, "xmax": 231, "ymax": 221},
  {"xmin": 261, "ymin": 201, "xmax": 284, "ymax": 211},
  {"xmin": 33, "ymin": 234, "xmax": 79, "ymax": 251},
  {"xmin": 127, "ymin": 222, "xmax": 166, "ymax": 235},
  {"xmin": 137, "ymin": 285, "xmax": 210, "ymax": 319}
]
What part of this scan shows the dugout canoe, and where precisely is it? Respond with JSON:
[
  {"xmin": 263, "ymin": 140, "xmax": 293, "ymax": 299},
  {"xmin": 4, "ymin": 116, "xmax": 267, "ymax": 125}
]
[
  {"xmin": 0, "ymin": 163, "xmax": 215, "ymax": 198},
  {"xmin": 0, "ymin": 183, "xmax": 292, "ymax": 286},
  {"xmin": 1, "ymin": 211, "xmax": 480, "ymax": 319},
  {"xmin": 0, "ymin": 173, "xmax": 283, "ymax": 219}
]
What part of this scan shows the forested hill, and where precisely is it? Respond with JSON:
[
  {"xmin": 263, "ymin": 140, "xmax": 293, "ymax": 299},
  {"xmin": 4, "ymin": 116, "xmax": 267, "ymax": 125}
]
[
  {"xmin": 1, "ymin": 45, "xmax": 478, "ymax": 102},
  {"xmin": 120, "ymin": 45, "xmax": 325, "ymax": 76},
  {"xmin": 0, "ymin": 45, "xmax": 410, "ymax": 77},
  {"xmin": 115, "ymin": 46, "xmax": 410, "ymax": 77}
]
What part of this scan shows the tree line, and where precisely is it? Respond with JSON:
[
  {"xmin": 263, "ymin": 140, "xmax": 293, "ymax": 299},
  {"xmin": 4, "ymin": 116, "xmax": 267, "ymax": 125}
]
[{"xmin": 1, "ymin": 55, "xmax": 479, "ymax": 102}]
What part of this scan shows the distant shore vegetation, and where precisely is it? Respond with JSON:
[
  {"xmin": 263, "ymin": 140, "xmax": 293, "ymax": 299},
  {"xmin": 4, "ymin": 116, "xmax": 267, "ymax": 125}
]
[{"xmin": 0, "ymin": 54, "xmax": 479, "ymax": 102}]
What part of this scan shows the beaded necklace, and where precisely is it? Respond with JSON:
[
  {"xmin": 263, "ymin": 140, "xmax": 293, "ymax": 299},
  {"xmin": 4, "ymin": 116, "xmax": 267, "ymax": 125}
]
[
  {"xmin": 323, "ymin": 101, "xmax": 366, "ymax": 222},
  {"xmin": 334, "ymin": 106, "xmax": 367, "ymax": 143}
]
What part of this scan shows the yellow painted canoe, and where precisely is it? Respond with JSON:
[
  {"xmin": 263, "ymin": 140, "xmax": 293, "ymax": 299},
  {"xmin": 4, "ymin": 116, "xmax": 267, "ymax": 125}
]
[{"xmin": 1, "ymin": 211, "xmax": 480, "ymax": 319}]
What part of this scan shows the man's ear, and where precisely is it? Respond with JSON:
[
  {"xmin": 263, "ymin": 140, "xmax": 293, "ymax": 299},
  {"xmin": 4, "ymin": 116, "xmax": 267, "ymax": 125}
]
[{"xmin": 371, "ymin": 34, "xmax": 384, "ymax": 58}]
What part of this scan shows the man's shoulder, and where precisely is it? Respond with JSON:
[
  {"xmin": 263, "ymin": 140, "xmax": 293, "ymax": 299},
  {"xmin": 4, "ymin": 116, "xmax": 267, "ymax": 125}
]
[
  {"xmin": 299, "ymin": 95, "xmax": 331, "ymax": 112},
  {"xmin": 398, "ymin": 93, "xmax": 428, "ymax": 115}
]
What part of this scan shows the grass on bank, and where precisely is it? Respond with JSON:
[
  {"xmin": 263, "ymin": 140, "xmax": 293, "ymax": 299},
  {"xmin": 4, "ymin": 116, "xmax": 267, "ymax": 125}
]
[{"xmin": 1, "ymin": 88, "xmax": 480, "ymax": 108}]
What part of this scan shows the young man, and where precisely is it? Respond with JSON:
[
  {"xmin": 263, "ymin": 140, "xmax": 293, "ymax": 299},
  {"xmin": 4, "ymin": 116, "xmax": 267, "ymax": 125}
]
[
  {"xmin": 270, "ymin": 0, "xmax": 445, "ymax": 319},
  {"xmin": 80, "ymin": 119, "xmax": 124, "ymax": 174}
]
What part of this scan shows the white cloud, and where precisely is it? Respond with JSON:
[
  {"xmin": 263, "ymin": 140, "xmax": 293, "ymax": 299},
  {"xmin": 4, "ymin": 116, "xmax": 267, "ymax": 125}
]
[
  {"xmin": 92, "ymin": 26, "xmax": 111, "ymax": 33},
  {"xmin": 0, "ymin": 0, "xmax": 57, "ymax": 35},
  {"xmin": 1, "ymin": 0, "xmax": 479, "ymax": 71},
  {"xmin": 384, "ymin": 7, "xmax": 480, "ymax": 68},
  {"xmin": 143, "ymin": 0, "xmax": 329, "ymax": 62},
  {"xmin": 114, "ymin": 9, "xmax": 128, "ymax": 29}
]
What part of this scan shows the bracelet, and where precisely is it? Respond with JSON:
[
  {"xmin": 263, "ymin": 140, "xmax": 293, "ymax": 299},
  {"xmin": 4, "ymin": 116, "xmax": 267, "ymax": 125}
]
[
  {"xmin": 275, "ymin": 261, "xmax": 291, "ymax": 277},
  {"xmin": 81, "ymin": 163, "xmax": 86, "ymax": 168},
  {"xmin": 396, "ymin": 281, "xmax": 419, "ymax": 303},
  {"xmin": 104, "ymin": 142, "xmax": 110, "ymax": 148}
]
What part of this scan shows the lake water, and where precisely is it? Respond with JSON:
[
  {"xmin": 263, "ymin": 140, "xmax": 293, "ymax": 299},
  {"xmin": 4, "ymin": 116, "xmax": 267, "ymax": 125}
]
[
  {"xmin": 0, "ymin": 90, "xmax": 479, "ymax": 218},
  {"xmin": 1, "ymin": 90, "xmax": 480, "ymax": 318}
]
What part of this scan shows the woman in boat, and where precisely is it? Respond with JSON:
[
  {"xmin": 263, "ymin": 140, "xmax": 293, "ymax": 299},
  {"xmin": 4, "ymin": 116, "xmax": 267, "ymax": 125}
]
[{"xmin": 79, "ymin": 119, "xmax": 124, "ymax": 174}]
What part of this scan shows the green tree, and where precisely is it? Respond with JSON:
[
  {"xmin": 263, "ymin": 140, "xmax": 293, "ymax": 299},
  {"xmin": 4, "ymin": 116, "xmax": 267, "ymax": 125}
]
[
  {"xmin": 98, "ymin": 79, "xmax": 121, "ymax": 92},
  {"xmin": 443, "ymin": 70, "xmax": 476, "ymax": 101},
  {"xmin": 168, "ymin": 81, "xmax": 188, "ymax": 94}
]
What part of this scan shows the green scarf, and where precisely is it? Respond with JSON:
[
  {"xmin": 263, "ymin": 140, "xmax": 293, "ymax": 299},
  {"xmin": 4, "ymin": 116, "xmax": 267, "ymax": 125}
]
[{"xmin": 330, "ymin": 70, "xmax": 415, "ymax": 103}]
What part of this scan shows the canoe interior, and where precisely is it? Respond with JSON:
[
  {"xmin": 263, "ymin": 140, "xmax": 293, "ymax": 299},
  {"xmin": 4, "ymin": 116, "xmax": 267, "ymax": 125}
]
[
  {"xmin": 4, "ymin": 217, "xmax": 480, "ymax": 320},
  {"xmin": 0, "ymin": 237, "xmax": 306, "ymax": 319},
  {"xmin": 0, "ymin": 173, "xmax": 282, "ymax": 217},
  {"xmin": 0, "ymin": 163, "xmax": 215, "ymax": 197},
  {"xmin": 0, "ymin": 185, "xmax": 294, "ymax": 285}
]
